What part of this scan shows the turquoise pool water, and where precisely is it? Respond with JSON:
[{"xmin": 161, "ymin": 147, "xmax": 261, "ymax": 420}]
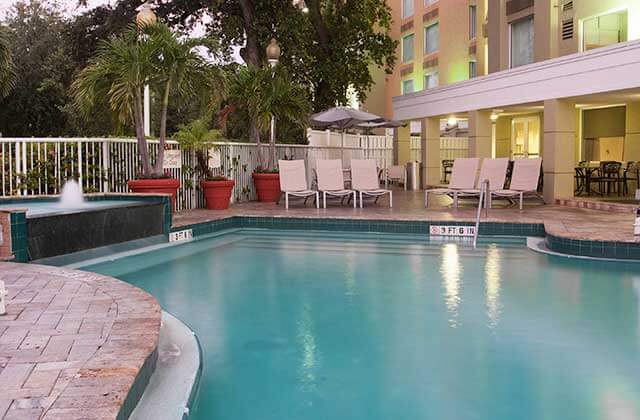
[{"xmin": 83, "ymin": 229, "xmax": 640, "ymax": 420}]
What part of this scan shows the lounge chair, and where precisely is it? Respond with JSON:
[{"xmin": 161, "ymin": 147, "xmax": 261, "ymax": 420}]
[
  {"xmin": 491, "ymin": 158, "xmax": 542, "ymax": 209},
  {"xmin": 457, "ymin": 158, "xmax": 509, "ymax": 208},
  {"xmin": 424, "ymin": 158, "xmax": 480, "ymax": 208},
  {"xmin": 316, "ymin": 159, "xmax": 357, "ymax": 208},
  {"xmin": 278, "ymin": 160, "xmax": 319, "ymax": 209},
  {"xmin": 350, "ymin": 159, "xmax": 392, "ymax": 208}
]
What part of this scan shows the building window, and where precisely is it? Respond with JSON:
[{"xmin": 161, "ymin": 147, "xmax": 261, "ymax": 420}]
[
  {"xmin": 582, "ymin": 10, "xmax": 628, "ymax": 51},
  {"xmin": 469, "ymin": 5, "xmax": 477, "ymax": 39},
  {"xmin": 510, "ymin": 15, "xmax": 534, "ymax": 68},
  {"xmin": 402, "ymin": 79, "xmax": 414, "ymax": 94},
  {"xmin": 424, "ymin": 23, "xmax": 439, "ymax": 54},
  {"xmin": 469, "ymin": 61, "xmax": 477, "ymax": 78},
  {"xmin": 402, "ymin": 0, "xmax": 414, "ymax": 19},
  {"xmin": 402, "ymin": 34, "xmax": 415, "ymax": 63},
  {"xmin": 424, "ymin": 71, "xmax": 439, "ymax": 89},
  {"xmin": 424, "ymin": 0, "xmax": 437, "ymax": 5}
]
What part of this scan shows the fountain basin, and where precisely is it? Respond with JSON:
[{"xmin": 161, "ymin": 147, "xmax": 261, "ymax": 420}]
[{"xmin": 0, "ymin": 194, "xmax": 171, "ymax": 262}]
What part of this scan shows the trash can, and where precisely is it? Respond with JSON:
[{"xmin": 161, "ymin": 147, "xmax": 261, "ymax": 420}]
[{"xmin": 406, "ymin": 161, "xmax": 421, "ymax": 191}]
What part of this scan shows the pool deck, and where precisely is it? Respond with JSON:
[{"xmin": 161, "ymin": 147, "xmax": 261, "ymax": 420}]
[
  {"xmin": 173, "ymin": 190, "xmax": 639, "ymax": 244},
  {"xmin": 0, "ymin": 263, "xmax": 161, "ymax": 420}
]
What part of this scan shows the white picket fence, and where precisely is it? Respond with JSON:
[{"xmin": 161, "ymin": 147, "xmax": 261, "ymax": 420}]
[
  {"xmin": 0, "ymin": 135, "xmax": 393, "ymax": 211},
  {"xmin": 410, "ymin": 136, "xmax": 469, "ymax": 180}
]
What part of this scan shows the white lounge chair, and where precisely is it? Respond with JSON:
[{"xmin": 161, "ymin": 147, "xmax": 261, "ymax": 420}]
[
  {"xmin": 316, "ymin": 159, "xmax": 357, "ymax": 208},
  {"xmin": 351, "ymin": 159, "xmax": 392, "ymax": 208},
  {"xmin": 491, "ymin": 158, "xmax": 543, "ymax": 210},
  {"xmin": 278, "ymin": 160, "xmax": 319, "ymax": 209},
  {"xmin": 424, "ymin": 158, "xmax": 480, "ymax": 208},
  {"xmin": 457, "ymin": 158, "xmax": 509, "ymax": 208}
]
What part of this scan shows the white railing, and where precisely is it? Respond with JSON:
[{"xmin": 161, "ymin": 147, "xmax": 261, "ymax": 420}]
[{"xmin": 0, "ymin": 136, "xmax": 393, "ymax": 211}]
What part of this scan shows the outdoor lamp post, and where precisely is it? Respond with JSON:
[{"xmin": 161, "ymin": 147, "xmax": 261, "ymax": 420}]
[
  {"xmin": 136, "ymin": 3, "xmax": 157, "ymax": 137},
  {"xmin": 266, "ymin": 38, "xmax": 281, "ymax": 165}
]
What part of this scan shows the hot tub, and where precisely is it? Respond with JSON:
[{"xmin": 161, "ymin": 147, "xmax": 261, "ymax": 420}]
[{"xmin": 0, "ymin": 195, "xmax": 170, "ymax": 261}]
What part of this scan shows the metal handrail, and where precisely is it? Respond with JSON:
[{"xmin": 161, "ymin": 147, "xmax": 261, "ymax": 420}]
[{"xmin": 473, "ymin": 179, "xmax": 490, "ymax": 249}]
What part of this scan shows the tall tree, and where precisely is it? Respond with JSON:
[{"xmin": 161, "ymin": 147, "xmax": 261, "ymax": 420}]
[
  {"xmin": 157, "ymin": 0, "xmax": 397, "ymax": 111},
  {"xmin": 0, "ymin": 1, "xmax": 74, "ymax": 136},
  {"xmin": 0, "ymin": 26, "xmax": 16, "ymax": 98}
]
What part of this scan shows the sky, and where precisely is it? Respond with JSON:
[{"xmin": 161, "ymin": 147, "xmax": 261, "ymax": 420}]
[
  {"xmin": 0, "ymin": 0, "xmax": 114, "ymax": 17},
  {"xmin": 0, "ymin": 0, "xmax": 244, "ymax": 61}
]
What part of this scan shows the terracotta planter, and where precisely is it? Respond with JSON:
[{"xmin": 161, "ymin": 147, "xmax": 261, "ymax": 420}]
[
  {"xmin": 201, "ymin": 179, "xmax": 235, "ymax": 210},
  {"xmin": 128, "ymin": 178, "xmax": 180, "ymax": 210},
  {"xmin": 252, "ymin": 172, "xmax": 281, "ymax": 202}
]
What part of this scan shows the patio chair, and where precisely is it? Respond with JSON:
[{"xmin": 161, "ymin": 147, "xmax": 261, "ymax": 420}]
[
  {"xmin": 490, "ymin": 158, "xmax": 542, "ymax": 210},
  {"xmin": 385, "ymin": 165, "xmax": 406, "ymax": 190},
  {"xmin": 316, "ymin": 159, "xmax": 357, "ymax": 208},
  {"xmin": 457, "ymin": 158, "xmax": 509, "ymax": 208},
  {"xmin": 350, "ymin": 159, "xmax": 392, "ymax": 208},
  {"xmin": 278, "ymin": 159, "xmax": 319, "ymax": 209},
  {"xmin": 424, "ymin": 158, "xmax": 480, "ymax": 208}
]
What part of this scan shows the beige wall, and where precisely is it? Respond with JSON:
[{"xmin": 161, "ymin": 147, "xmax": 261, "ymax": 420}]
[
  {"xmin": 559, "ymin": 0, "xmax": 640, "ymax": 57},
  {"xmin": 381, "ymin": 0, "xmax": 488, "ymax": 119},
  {"xmin": 582, "ymin": 106, "xmax": 626, "ymax": 139}
]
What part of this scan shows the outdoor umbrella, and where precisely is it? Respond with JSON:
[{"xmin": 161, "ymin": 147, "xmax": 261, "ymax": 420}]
[{"xmin": 310, "ymin": 107, "xmax": 385, "ymax": 162}]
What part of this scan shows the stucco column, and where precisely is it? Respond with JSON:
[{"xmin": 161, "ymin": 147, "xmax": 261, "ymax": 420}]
[
  {"xmin": 543, "ymin": 99, "xmax": 575, "ymax": 203},
  {"xmin": 625, "ymin": 102, "xmax": 640, "ymax": 162},
  {"xmin": 395, "ymin": 123, "xmax": 412, "ymax": 166},
  {"xmin": 421, "ymin": 117, "xmax": 441, "ymax": 188},
  {"xmin": 468, "ymin": 110, "xmax": 492, "ymax": 158}
]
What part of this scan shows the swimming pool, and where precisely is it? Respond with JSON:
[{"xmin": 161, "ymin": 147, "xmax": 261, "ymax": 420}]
[{"xmin": 82, "ymin": 229, "xmax": 640, "ymax": 420}]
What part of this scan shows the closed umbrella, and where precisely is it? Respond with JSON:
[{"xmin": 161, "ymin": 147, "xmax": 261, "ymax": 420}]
[{"xmin": 310, "ymin": 107, "xmax": 385, "ymax": 163}]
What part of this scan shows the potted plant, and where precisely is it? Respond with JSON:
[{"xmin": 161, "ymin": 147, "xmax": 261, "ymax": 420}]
[
  {"xmin": 175, "ymin": 119, "xmax": 235, "ymax": 210},
  {"xmin": 223, "ymin": 65, "xmax": 310, "ymax": 202},
  {"xmin": 72, "ymin": 21, "xmax": 215, "ymax": 210}
]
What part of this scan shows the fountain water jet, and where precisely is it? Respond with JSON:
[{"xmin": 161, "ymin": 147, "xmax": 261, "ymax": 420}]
[{"xmin": 59, "ymin": 179, "xmax": 85, "ymax": 209}]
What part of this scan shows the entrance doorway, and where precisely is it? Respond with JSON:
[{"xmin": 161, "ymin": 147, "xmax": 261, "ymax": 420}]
[{"xmin": 511, "ymin": 116, "xmax": 540, "ymax": 159}]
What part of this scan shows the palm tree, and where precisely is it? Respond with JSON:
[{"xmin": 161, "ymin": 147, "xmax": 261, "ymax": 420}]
[
  {"xmin": 223, "ymin": 65, "xmax": 310, "ymax": 170},
  {"xmin": 0, "ymin": 26, "xmax": 16, "ymax": 98},
  {"xmin": 145, "ymin": 23, "xmax": 220, "ymax": 174},
  {"xmin": 72, "ymin": 22, "xmax": 217, "ymax": 178}
]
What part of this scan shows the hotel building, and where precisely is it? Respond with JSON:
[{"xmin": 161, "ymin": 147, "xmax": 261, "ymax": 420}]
[{"xmin": 363, "ymin": 0, "xmax": 640, "ymax": 201}]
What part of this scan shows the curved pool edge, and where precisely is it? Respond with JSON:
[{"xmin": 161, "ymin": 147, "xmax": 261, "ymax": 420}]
[
  {"xmin": 527, "ymin": 236, "xmax": 640, "ymax": 262},
  {"xmin": 0, "ymin": 262, "xmax": 161, "ymax": 420},
  {"xmin": 129, "ymin": 311, "xmax": 203, "ymax": 420}
]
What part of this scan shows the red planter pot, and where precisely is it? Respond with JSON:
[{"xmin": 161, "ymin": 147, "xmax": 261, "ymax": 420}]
[
  {"xmin": 252, "ymin": 172, "xmax": 281, "ymax": 202},
  {"xmin": 128, "ymin": 178, "xmax": 180, "ymax": 210},
  {"xmin": 201, "ymin": 179, "xmax": 235, "ymax": 210}
]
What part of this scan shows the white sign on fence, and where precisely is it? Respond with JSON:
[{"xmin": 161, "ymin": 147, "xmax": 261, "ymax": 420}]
[
  {"xmin": 430, "ymin": 225, "xmax": 475, "ymax": 237},
  {"xmin": 208, "ymin": 149, "xmax": 221, "ymax": 168},
  {"xmin": 169, "ymin": 229, "xmax": 193, "ymax": 242},
  {"xmin": 163, "ymin": 149, "xmax": 182, "ymax": 169}
]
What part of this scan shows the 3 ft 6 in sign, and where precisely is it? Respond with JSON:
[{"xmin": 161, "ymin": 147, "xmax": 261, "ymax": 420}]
[{"xmin": 430, "ymin": 225, "xmax": 475, "ymax": 237}]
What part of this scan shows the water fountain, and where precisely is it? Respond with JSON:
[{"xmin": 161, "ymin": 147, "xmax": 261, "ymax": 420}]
[{"xmin": 59, "ymin": 179, "xmax": 86, "ymax": 209}]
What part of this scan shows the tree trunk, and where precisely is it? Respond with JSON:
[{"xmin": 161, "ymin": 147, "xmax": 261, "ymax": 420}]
[
  {"xmin": 302, "ymin": 0, "xmax": 334, "ymax": 110},
  {"xmin": 237, "ymin": 0, "xmax": 261, "ymax": 67},
  {"xmin": 237, "ymin": 0, "xmax": 266, "ymax": 169},
  {"xmin": 153, "ymin": 79, "xmax": 172, "ymax": 176},
  {"xmin": 134, "ymin": 87, "xmax": 151, "ymax": 177}
]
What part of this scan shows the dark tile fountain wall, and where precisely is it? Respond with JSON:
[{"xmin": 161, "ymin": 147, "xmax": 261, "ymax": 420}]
[{"xmin": 27, "ymin": 202, "xmax": 165, "ymax": 260}]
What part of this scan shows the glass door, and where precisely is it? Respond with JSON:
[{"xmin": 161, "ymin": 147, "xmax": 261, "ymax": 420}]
[{"xmin": 511, "ymin": 116, "xmax": 540, "ymax": 159}]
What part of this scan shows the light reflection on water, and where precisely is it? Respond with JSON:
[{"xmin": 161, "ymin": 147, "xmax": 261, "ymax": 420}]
[
  {"xmin": 484, "ymin": 244, "xmax": 502, "ymax": 329},
  {"xmin": 440, "ymin": 243, "xmax": 462, "ymax": 327},
  {"xmin": 297, "ymin": 303, "xmax": 318, "ymax": 393}
]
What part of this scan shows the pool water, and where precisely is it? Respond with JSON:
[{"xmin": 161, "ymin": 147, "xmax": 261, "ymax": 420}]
[
  {"xmin": 83, "ymin": 229, "xmax": 640, "ymax": 420},
  {"xmin": 0, "ymin": 199, "xmax": 146, "ymax": 217}
]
